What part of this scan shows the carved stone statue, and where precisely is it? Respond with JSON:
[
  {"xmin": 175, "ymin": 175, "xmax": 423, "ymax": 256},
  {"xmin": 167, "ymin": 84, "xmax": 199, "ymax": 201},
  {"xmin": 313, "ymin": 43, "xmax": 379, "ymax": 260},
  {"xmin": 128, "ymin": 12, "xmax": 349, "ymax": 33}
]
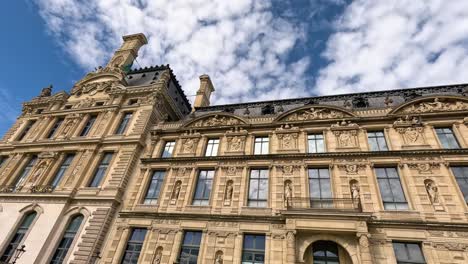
[
  {"xmin": 30, "ymin": 160, "xmax": 49, "ymax": 182},
  {"xmin": 282, "ymin": 134, "xmax": 293, "ymax": 149},
  {"xmin": 171, "ymin": 181, "xmax": 182, "ymax": 203},
  {"xmin": 152, "ymin": 247, "xmax": 163, "ymax": 264},
  {"xmin": 229, "ymin": 136, "xmax": 242, "ymax": 151},
  {"xmin": 215, "ymin": 251, "xmax": 223, "ymax": 264},
  {"xmin": 399, "ymin": 127, "xmax": 425, "ymax": 145},
  {"xmin": 338, "ymin": 131, "xmax": 355, "ymax": 147},
  {"xmin": 182, "ymin": 138, "xmax": 195, "ymax": 153},
  {"xmin": 61, "ymin": 118, "xmax": 76, "ymax": 137},
  {"xmin": 39, "ymin": 86, "xmax": 52, "ymax": 97},
  {"xmin": 350, "ymin": 182, "xmax": 360, "ymax": 201},
  {"xmin": 284, "ymin": 181, "xmax": 293, "ymax": 207},
  {"xmin": 224, "ymin": 181, "xmax": 233, "ymax": 206},
  {"xmin": 425, "ymin": 180, "xmax": 439, "ymax": 204}
]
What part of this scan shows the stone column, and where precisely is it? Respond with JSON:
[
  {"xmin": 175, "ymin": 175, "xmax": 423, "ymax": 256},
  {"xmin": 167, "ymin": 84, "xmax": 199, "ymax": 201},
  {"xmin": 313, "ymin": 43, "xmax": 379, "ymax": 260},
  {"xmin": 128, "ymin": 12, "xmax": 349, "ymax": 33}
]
[
  {"xmin": 357, "ymin": 233, "xmax": 373, "ymax": 264},
  {"xmin": 286, "ymin": 231, "xmax": 296, "ymax": 264}
]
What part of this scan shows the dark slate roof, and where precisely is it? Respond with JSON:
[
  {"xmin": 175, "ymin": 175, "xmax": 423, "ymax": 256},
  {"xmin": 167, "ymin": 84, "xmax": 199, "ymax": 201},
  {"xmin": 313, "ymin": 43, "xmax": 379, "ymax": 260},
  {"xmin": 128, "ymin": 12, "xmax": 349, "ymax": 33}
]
[
  {"xmin": 126, "ymin": 65, "xmax": 191, "ymax": 111},
  {"xmin": 193, "ymin": 83, "xmax": 468, "ymax": 117}
]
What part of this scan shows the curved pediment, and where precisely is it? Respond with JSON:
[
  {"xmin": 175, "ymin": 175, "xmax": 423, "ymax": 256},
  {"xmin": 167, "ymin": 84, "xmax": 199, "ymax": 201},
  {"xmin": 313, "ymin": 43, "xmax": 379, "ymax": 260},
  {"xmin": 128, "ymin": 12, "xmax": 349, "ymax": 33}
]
[
  {"xmin": 275, "ymin": 105, "xmax": 356, "ymax": 122},
  {"xmin": 183, "ymin": 113, "xmax": 248, "ymax": 128},
  {"xmin": 390, "ymin": 96, "xmax": 468, "ymax": 115}
]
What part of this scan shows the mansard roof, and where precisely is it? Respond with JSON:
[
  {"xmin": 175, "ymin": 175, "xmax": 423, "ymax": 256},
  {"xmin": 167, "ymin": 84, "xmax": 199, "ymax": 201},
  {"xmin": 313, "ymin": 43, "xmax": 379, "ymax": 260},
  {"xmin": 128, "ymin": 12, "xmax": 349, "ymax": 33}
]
[
  {"xmin": 193, "ymin": 83, "xmax": 468, "ymax": 118},
  {"xmin": 126, "ymin": 64, "xmax": 190, "ymax": 109}
]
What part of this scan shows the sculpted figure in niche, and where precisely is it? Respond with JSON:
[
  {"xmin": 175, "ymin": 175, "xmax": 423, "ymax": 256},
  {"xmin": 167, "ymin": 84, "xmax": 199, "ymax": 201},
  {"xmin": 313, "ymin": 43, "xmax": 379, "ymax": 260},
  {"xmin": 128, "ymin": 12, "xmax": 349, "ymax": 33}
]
[
  {"xmin": 224, "ymin": 181, "xmax": 233, "ymax": 206},
  {"xmin": 229, "ymin": 136, "xmax": 242, "ymax": 151},
  {"xmin": 215, "ymin": 251, "xmax": 223, "ymax": 264},
  {"xmin": 171, "ymin": 181, "xmax": 182, "ymax": 202},
  {"xmin": 183, "ymin": 138, "xmax": 195, "ymax": 153},
  {"xmin": 152, "ymin": 246, "xmax": 163, "ymax": 264},
  {"xmin": 284, "ymin": 181, "xmax": 293, "ymax": 207},
  {"xmin": 350, "ymin": 180, "xmax": 360, "ymax": 208},
  {"xmin": 338, "ymin": 132, "xmax": 355, "ymax": 147},
  {"xmin": 425, "ymin": 180, "xmax": 439, "ymax": 204},
  {"xmin": 282, "ymin": 134, "xmax": 294, "ymax": 149},
  {"xmin": 30, "ymin": 160, "xmax": 49, "ymax": 182}
]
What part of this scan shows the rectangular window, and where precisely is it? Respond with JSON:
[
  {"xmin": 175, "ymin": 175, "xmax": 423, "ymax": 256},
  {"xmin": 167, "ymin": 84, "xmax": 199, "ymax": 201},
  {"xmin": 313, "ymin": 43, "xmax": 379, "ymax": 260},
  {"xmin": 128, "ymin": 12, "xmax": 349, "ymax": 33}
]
[
  {"xmin": 248, "ymin": 169, "xmax": 269, "ymax": 207},
  {"xmin": 50, "ymin": 154, "xmax": 75, "ymax": 188},
  {"xmin": 308, "ymin": 168, "xmax": 332, "ymax": 208},
  {"xmin": 192, "ymin": 170, "xmax": 214, "ymax": 206},
  {"xmin": 47, "ymin": 118, "xmax": 64, "ymax": 139},
  {"xmin": 17, "ymin": 120, "xmax": 36, "ymax": 141},
  {"xmin": 376, "ymin": 167, "xmax": 408, "ymax": 210},
  {"xmin": 308, "ymin": 133, "xmax": 325, "ymax": 153},
  {"xmin": 435, "ymin": 127, "xmax": 460, "ymax": 149},
  {"xmin": 205, "ymin": 139, "xmax": 220, "ymax": 157},
  {"xmin": 80, "ymin": 115, "xmax": 97, "ymax": 137},
  {"xmin": 393, "ymin": 242, "xmax": 426, "ymax": 264},
  {"xmin": 121, "ymin": 228, "xmax": 147, "ymax": 264},
  {"xmin": 254, "ymin": 137, "xmax": 269, "ymax": 155},
  {"xmin": 115, "ymin": 112, "xmax": 133, "ymax": 135},
  {"xmin": 179, "ymin": 231, "xmax": 202, "ymax": 264},
  {"xmin": 451, "ymin": 166, "xmax": 468, "ymax": 202},
  {"xmin": 161, "ymin": 141, "xmax": 175, "ymax": 158},
  {"xmin": 88, "ymin": 153, "xmax": 113, "ymax": 187},
  {"xmin": 0, "ymin": 156, "xmax": 7, "ymax": 168},
  {"xmin": 242, "ymin": 234, "xmax": 265, "ymax": 264},
  {"xmin": 143, "ymin": 171, "xmax": 166, "ymax": 205},
  {"xmin": 368, "ymin": 131, "xmax": 388, "ymax": 151},
  {"xmin": 13, "ymin": 155, "xmax": 37, "ymax": 188}
]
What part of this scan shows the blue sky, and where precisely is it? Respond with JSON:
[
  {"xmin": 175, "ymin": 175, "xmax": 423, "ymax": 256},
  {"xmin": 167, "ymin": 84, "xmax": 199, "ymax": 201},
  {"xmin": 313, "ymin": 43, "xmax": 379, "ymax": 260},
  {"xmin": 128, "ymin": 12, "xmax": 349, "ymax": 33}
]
[{"xmin": 1, "ymin": 0, "xmax": 468, "ymax": 136}]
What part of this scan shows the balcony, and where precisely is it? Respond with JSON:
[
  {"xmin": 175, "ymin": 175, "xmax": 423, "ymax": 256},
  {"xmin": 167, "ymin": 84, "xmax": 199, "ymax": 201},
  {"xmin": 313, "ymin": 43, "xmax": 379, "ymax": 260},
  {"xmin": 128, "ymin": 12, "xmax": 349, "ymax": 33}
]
[{"xmin": 284, "ymin": 197, "xmax": 361, "ymax": 212}]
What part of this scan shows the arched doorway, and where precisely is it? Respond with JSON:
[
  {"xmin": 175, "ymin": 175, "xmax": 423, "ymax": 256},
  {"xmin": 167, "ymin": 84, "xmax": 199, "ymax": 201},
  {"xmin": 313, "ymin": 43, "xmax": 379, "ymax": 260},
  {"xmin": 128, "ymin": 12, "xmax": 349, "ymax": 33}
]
[{"xmin": 305, "ymin": 240, "xmax": 353, "ymax": 264}]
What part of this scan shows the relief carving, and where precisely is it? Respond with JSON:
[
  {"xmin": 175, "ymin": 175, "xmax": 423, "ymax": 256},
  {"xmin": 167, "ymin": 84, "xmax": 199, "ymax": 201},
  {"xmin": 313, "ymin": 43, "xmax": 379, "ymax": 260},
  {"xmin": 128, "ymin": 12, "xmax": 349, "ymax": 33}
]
[
  {"xmin": 404, "ymin": 157, "xmax": 440, "ymax": 174},
  {"xmin": 283, "ymin": 107, "xmax": 351, "ymax": 121},
  {"xmin": 181, "ymin": 137, "xmax": 199, "ymax": 154},
  {"xmin": 277, "ymin": 133, "xmax": 299, "ymax": 150},
  {"xmin": 424, "ymin": 179, "xmax": 440, "ymax": 205},
  {"xmin": 152, "ymin": 246, "xmax": 163, "ymax": 264},
  {"xmin": 226, "ymin": 135, "xmax": 245, "ymax": 152},
  {"xmin": 330, "ymin": 121, "xmax": 360, "ymax": 149},
  {"xmin": 400, "ymin": 98, "xmax": 468, "ymax": 114},
  {"xmin": 191, "ymin": 115, "xmax": 243, "ymax": 127}
]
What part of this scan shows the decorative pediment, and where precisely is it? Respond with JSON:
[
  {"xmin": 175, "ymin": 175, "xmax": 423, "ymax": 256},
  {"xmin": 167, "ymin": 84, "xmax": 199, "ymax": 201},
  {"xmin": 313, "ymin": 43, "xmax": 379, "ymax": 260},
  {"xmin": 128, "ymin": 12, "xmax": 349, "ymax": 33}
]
[
  {"xmin": 275, "ymin": 105, "xmax": 355, "ymax": 122},
  {"xmin": 70, "ymin": 80, "xmax": 121, "ymax": 96},
  {"xmin": 183, "ymin": 114, "xmax": 247, "ymax": 128},
  {"xmin": 390, "ymin": 96, "xmax": 468, "ymax": 115}
]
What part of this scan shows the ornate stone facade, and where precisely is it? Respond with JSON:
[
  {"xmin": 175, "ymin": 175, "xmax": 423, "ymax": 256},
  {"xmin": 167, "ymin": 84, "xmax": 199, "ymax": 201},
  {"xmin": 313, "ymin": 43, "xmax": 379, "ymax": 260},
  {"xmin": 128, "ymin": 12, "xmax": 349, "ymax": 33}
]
[{"xmin": 2, "ymin": 33, "xmax": 468, "ymax": 264}]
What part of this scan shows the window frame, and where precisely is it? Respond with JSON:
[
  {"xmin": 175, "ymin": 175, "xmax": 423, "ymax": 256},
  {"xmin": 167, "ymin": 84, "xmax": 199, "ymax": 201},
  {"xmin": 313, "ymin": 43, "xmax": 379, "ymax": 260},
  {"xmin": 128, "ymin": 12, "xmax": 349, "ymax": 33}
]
[
  {"xmin": 47, "ymin": 117, "xmax": 65, "ymax": 139},
  {"xmin": 16, "ymin": 120, "xmax": 36, "ymax": 141},
  {"xmin": 367, "ymin": 130, "xmax": 389, "ymax": 151},
  {"xmin": 87, "ymin": 152, "xmax": 114, "ymax": 187},
  {"xmin": 142, "ymin": 170, "xmax": 166, "ymax": 205},
  {"xmin": 253, "ymin": 136, "xmax": 270, "ymax": 155},
  {"xmin": 120, "ymin": 228, "xmax": 148, "ymax": 264},
  {"xmin": 307, "ymin": 133, "xmax": 325, "ymax": 153},
  {"xmin": 12, "ymin": 155, "xmax": 38, "ymax": 189},
  {"xmin": 50, "ymin": 153, "xmax": 76, "ymax": 188},
  {"xmin": 115, "ymin": 112, "xmax": 133, "ymax": 135},
  {"xmin": 450, "ymin": 166, "xmax": 468, "ymax": 203},
  {"xmin": 308, "ymin": 168, "xmax": 333, "ymax": 208},
  {"xmin": 204, "ymin": 138, "xmax": 220, "ymax": 157},
  {"xmin": 375, "ymin": 166, "xmax": 409, "ymax": 210},
  {"xmin": 161, "ymin": 141, "xmax": 176, "ymax": 158},
  {"xmin": 192, "ymin": 170, "xmax": 215, "ymax": 206},
  {"xmin": 247, "ymin": 168, "xmax": 269, "ymax": 207},
  {"xmin": 392, "ymin": 241, "xmax": 426, "ymax": 264},
  {"xmin": 241, "ymin": 234, "xmax": 266, "ymax": 264},
  {"xmin": 49, "ymin": 214, "xmax": 84, "ymax": 264},
  {"xmin": 434, "ymin": 127, "xmax": 461, "ymax": 149},
  {"xmin": 79, "ymin": 114, "xmax": 97, "ymax": 137},
  {"xmin": 178, "ymin": 231, "xmax": 203, "ymax": 264}
]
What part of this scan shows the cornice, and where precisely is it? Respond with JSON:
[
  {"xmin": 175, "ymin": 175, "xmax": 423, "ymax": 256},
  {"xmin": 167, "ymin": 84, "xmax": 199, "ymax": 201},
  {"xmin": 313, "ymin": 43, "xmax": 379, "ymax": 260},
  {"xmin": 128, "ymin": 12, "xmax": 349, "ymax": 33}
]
[
  {"xmin": 119, "ymin": 211, "xmax": 285, "ymax": 223},
  {"xmin": 142, "ymin": 148, "xmax": 468, "ymax": 163},
  {"xmin": 368, "ymin": 219, "xmax": 468, "ymax": 231}
]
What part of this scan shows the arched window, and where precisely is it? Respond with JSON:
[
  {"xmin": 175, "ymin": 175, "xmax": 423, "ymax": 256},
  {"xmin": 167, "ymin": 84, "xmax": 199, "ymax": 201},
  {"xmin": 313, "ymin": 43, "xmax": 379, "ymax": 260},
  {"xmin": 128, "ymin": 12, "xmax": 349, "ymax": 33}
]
[
  {"xmin": 0, "ymin": 211, "xmax": 37, "ymax": 261},
  {"xmin": 50, "ymin": 214, "xmax": 84, "ymax": 264},
  {"xmin": 312, "ymin": 241, "xmax": 340, "ymax": 264}
]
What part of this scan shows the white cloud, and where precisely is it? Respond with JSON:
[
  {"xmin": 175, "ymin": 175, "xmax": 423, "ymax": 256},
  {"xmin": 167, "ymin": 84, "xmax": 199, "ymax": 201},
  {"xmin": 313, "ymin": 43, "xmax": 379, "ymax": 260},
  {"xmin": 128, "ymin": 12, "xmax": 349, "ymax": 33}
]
[
  {"xmin": 316, "ymin": 0, "xmax": 468, "ymax": 95},
  {"xmin": 34, "ymin": 0, "xmax": 310, "ymax": 104}
]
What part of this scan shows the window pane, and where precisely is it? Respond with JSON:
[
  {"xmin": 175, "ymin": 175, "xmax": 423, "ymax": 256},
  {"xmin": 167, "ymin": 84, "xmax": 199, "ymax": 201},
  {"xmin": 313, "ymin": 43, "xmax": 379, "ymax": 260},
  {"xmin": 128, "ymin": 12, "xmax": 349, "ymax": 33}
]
[
  {"xmin": 248, "ymin": 169, "xmax": 269, "ymax": 207},
  {"xmin": 51, "ymin": 154, "xmax": 75, "ymax": 187},
  {"xmin": 254, "ymin": 137, "xmax": 269, "ymax": 155},
  {"xmin": 144, "ymin": 171, "xmax": 165, "ymax": 205},
  {"xmin": 50, "ymin": 215, "xmax": 84, "ymax": 264},
  {"xmin": 88, "ymin": 153, "xmax": 113, "ymax": 187},
  {"xmin": 48, "ymin": 118, "xmax": 64, "ymax": 138},
  {"xmin": 242, "ymin": 235, "xmax": 265, "ymax": 264},
  {"xmin": 116, "ymin": 113, "xmax": 133, "ymax": 135},
  {"xmin": 179, "ymin": 231, "xmax": 202, "ymax": 264},
  {"xmin": 162, "ymin": 141, "xmax": 175, "ymax": 158},
  {"xmin": 193, "ymin": 170, "xmax": 214, "ymax": 205},
  {"xmin": 368, "ymin": 131, "xmax": 388, "ymax": 151},
  {"xmin": 0, "ymin": 212, "xmax": 37, "ymax": 261},
  {"xmin": 436, "ymin": 127, "xmax": 460, "ymax": 149},
  {"xmin": 393, "ymin": 242, "xmax": 426, "ymax": 264},
  {"xmin": 452, "ymin": 166, "xmax": 468, "ymax": 202},
  {"xmin": 205, "ymin": 139, "xmax": 219, "ymax": 156},
  {"xmin": 121, "ymin": 228, "xmax": 147, "ymax": 264},
  {"xmin": 376, "ymin": 168, "xmax": 408, "ymax": 210},
  {"xmin": 308, "ymin": 169, "xmax": 332, "ymax": 200},
  {"xmin": 80, "ymin": 115, "xmax": 97, "ymax": 137},
  {"xmin": 13, "ymin": 156, "xmax": 38, "ymax": 188}
]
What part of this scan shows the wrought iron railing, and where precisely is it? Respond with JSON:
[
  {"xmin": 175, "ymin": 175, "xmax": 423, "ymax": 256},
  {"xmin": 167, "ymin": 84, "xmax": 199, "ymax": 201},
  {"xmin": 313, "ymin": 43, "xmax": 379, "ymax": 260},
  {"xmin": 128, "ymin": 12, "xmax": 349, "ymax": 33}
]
[{"xmin": 284, "ymin": 197, "xmax": 361, "ymax": 212}]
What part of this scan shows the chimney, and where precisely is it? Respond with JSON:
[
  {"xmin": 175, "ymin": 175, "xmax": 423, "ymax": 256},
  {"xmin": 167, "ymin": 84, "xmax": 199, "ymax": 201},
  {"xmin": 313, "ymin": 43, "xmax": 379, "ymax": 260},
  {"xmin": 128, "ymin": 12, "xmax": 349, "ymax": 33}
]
[
  {"xmin": 193, "ymin": 74, "xmax": 215, "ymax": 110},
  {"xmin": 106, "ymin": 33, "xmax": 148, "ymax": 72}
]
